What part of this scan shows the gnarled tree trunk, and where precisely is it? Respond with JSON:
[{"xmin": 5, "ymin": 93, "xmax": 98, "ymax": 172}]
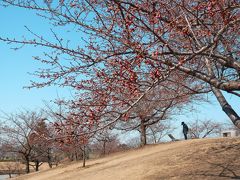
[
  {"xmin": 212, "ymin": 87, "xmax": 240, "ymax": 129},
  {"xmin": 204, "ymin": 57, "xmax": 240, "ymax": 129}
]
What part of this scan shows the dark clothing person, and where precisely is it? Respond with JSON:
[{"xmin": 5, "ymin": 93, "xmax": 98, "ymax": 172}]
[{"xmin": 181, "ymin": 122, "xmax": 189, "ymax": 140}]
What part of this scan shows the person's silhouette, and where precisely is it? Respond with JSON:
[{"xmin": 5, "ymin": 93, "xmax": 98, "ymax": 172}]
[{"xmin": 181, "ymin": 122, "xmax": 189, "ymax": 140}]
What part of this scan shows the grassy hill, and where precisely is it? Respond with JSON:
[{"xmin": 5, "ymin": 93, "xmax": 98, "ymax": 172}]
[{"xmin": 13, "ymin": 138, "xmax": 240, "ymax": 180}]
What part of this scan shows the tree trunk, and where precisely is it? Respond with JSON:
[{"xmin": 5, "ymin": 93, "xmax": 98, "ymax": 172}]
[
  {"xmin": 69, "ymin": 153, "xmax": 74, "ymax": 161},
  {"xmin": 47, "ymin": 149, "xmax": 53, "ymax": 168},
  {"xmin": 48, "ymin": 163, "xmax": 53, "ymax": 168},
  {"xmin": 35, "ymin": 160, "xmax": 40, "ymax": 171},
  {"xmin": 82, "ymin": 145, "xmax": 86, "ymax": 167},
  {"xmin": 75, "ymin": 149, "xmax": 78, "ymax": 161},
  {"xmin": 204, "ymin": 57, "xmax": 240, "ymax": 129},
  {"xmin": 47, "ymin": 157, "xmax": 52, "ymax": 168},
  {"xmin": 103, "ymin": 140, "xmax": 106, "ymax": 156},
  {"xmin": 140, "ymin": 119, "xmax": 147, "ymax": 146},
  {"xmin": 212, "ymin": 87, "xmax": 240, "ymax": 129},
  {"xmin": 8, "ymin": 173, "xmax": 12, "ymax": 178},
  {"xmin": 25, "ymin": 157, "xmax": 30, "ymax": 174}
]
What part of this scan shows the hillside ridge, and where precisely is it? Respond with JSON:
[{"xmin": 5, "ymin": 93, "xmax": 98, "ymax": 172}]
[{"xmin": 13, "ymin": 138, "xmax": 240, "ymax": 180}]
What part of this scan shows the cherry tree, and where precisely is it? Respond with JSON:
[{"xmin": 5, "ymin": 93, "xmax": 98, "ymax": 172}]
[
  {"xmin": 115, "ymin": 74, "xmax": 203, "ymax": 145},
  {"xmin": 53, "ymin": 108, "xmax": 93, "ymax": 167},
  {"xmin": 43, "ymin": 100, "xmax": 93, "ymax": 166},
  {"xmin": 0, "ymin": 0, "xmax": 239, "ymax": 130}
]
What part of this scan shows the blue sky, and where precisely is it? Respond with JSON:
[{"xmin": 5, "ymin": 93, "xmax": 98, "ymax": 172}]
[
  {"xmin": 0, "ymin": 5, "xmax": 239, "ymax": 135},
  {"xmin": 0, "ymin": 6, "xmax": 71, "ymax": 113}
]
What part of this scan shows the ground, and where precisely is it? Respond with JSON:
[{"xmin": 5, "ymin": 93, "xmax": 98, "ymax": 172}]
[{"xmin": 12, "ymin": 138, "xmax": 240, "ymax": 180}]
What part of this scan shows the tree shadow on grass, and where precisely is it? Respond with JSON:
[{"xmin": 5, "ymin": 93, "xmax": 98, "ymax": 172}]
[{"xmin": 189, "ymin": 147, "xmax": 240, "ymax": 179}]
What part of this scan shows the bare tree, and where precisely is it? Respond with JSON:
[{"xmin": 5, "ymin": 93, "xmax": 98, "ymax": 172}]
[
  {"xmin": 0, "ymin": 161, "xmax": 22, "ymax": 178},
  {"xmin": 147, "ymin": 120, "xmax": 176, "ymax": 144},
  {"xmin": 188, "ymin": 119, "xmax": 223, "ymax": 139},
  {"xmin": 0, "ymin": 110, "xmax": 45, "ymax": 173},
  {"xmin": 29, "ymin": 119, "xmax": 53, "ymax": 171},
  {"xmin": 91, "ymin": 129, "xmax": 120, "ymax": 156}
]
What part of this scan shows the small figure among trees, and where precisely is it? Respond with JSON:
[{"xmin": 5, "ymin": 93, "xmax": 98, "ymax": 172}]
[{"xmin": 181, "ymin": 122, "xmax": 189, "ymax": 140}]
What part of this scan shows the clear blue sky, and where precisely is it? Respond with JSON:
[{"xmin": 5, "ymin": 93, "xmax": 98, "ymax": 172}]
[
  {"xmin": 0, "ymin": 6, "xmax": 71, "ymax": 113},
  {"xmin": 0, "ymin": 5, "xmax": 239, "ymax": 132}
]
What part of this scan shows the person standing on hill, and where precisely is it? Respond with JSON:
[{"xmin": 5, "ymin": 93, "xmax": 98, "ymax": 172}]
[{"xmin": 181, "ymin": 122, "xmax": 189, "ymax": 140}]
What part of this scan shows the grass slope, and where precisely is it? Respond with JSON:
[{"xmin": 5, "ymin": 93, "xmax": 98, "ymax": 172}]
[{"xmin": 13, "ymin": 138, "xmax": 240, "ymax": 180}]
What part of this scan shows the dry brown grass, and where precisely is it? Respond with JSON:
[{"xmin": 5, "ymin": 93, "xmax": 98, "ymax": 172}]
[
  {"xmin": 12, "ymin": 137, "xmax": 240, "ymax": 180},
  {"xmin": 0, "ymin": 162, "xmax": 50, "ymax": 172}
]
